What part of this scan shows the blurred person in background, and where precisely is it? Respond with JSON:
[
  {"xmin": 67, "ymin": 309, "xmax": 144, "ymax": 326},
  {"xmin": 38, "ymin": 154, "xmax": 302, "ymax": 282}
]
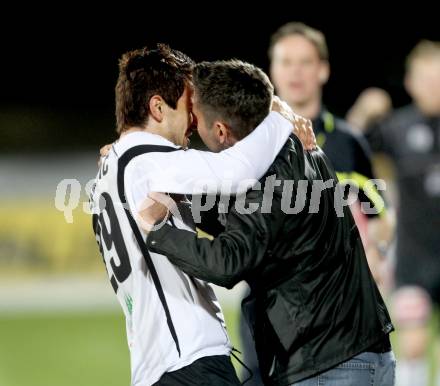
[
  {"xmin": 269, "ymin": 22, "xmax": 394, "ymax": 277},
  {"xmin": 346, "ymin": 87, "xmax": 396, "ymax": 294},
  {"xmin": 359, "ymin": 40, "xmax": 440, "ymax": 386},
  {"xmin": 346, "ymin": 87, "xmax": 393, "ymax": 135}
]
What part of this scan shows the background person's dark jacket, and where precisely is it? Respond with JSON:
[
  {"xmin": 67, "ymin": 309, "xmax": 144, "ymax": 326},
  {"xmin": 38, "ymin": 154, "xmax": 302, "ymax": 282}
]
[{"xmin": 147, "ymin": 135, "xmax": 394, "ymax": 385}]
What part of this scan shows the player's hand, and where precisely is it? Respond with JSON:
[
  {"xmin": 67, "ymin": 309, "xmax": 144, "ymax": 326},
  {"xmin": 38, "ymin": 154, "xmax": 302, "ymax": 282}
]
[
  {"xmin": 272, "ymin": 95, "xmax": 294, "ymax": 122},
  {"xmin": 100, "ymin": 144, "xmax": 112, "ymax": 157},
  {"xmin": 271, "ymin": 96, "xmax": 316, "ymax": 151},
  {"xmin": 137, "ymin": 192, "xmax": 177, "ymax": 232},
  {"xmin": 97, "ymin": 144, "xmax": 112, "ymax": 167}
]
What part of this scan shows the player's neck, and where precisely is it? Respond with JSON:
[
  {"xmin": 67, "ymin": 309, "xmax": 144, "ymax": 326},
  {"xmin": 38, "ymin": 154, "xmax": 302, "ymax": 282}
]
[
  {"xmin": 120, "ymin": 125, "xmax": 177, "ymax": 145},
  {"xmin": 120, "ymin": 126, "xmax": 146, "ymax": 137}
]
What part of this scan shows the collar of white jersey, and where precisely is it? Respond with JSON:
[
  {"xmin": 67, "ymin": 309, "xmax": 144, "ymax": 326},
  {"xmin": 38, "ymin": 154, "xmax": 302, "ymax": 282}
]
[{"xmin": 113, "ymin": 131, "xmax": 180, "ymax": 157}]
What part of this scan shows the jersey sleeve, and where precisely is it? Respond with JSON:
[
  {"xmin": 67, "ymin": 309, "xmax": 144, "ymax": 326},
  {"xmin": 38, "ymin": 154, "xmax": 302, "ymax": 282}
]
[{"xmin": 133, "ymin": 112, "xmax": 292, "ymax": 196}]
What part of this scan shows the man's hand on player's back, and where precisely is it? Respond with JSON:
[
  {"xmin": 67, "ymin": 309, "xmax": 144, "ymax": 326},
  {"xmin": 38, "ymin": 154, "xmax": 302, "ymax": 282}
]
[{"xmin": 272, "ymin": 95, "xmax": 316, "ymax": 151}]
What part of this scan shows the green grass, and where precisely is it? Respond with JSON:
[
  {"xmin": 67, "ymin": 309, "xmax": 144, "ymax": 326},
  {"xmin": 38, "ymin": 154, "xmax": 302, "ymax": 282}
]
[
  {"xmin": 2, "ymin": 307, "xmax": 438, "ymax": 386},
  {"xmin": 0, "ymin": 311, "xmax": 130, "ymax": 386},
  {"xmin": 0, "ymin": 307, "xmax": 242, "ymax": 386}
]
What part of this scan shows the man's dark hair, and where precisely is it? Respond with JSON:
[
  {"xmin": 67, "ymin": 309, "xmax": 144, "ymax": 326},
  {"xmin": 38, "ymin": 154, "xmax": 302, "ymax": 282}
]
[
  {"xmin": 193, "ymin": 60, "xmax": 274, "ymax": 140},
  {"xmin": 268, "ymin": 22, "xmax": 328, "ymax": 61},
  {"xmin": 115, "ymin": 43, "xmax": 194, "ymax": 134}
]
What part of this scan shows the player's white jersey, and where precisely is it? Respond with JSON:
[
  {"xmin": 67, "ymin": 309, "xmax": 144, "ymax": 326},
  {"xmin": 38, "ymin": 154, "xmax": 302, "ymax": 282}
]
[
  {"xmin": 90, "ymin": 135, "xmax": 233, "ymax": 386},
  {"xmin": 89, "ymin": 112, "xmax": 293, "ymax": 385}
]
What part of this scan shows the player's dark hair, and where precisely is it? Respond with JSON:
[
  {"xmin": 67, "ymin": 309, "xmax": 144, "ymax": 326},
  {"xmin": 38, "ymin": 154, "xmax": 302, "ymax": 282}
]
[{"xmin": 115, "ymin": 43, "xmax": 194, "ymax": 134}]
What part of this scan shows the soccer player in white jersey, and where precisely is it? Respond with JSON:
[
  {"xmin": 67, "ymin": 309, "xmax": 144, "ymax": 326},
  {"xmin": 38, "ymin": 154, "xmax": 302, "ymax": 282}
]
[{"xmin": 89, "ymin": 44, "xmax": 303, "ymax": 386}]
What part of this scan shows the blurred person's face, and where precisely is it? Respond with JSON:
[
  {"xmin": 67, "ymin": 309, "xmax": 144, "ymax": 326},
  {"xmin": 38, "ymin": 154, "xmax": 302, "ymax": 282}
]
[
  {"xmin": 192, "ymin": 92, "xmax": 236, "ymax": 153},
  {"xmin": 405, "ymin": 57, "xmax": 440, "ymax": 116},
  {"xmin": 270, "ymin": 34, "xmax": 329, "ymax": 109},
  {"xmin": 162, "ymin": 84, "xmax": 196, "ymax": 148}
]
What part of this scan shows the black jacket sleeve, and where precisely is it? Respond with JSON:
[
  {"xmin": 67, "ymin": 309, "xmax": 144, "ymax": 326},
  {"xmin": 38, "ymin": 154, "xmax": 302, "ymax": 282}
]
[
  {"xmin": 147, "ymin": 194, "xmax": 272, "ymax": 289},
  {"xmin": 147, "ymin": 136, "xmax": 300, "ymax": 289},
  {"xmin": 195, "ymin": 196, "xmax": 225, "ymax": 237}
]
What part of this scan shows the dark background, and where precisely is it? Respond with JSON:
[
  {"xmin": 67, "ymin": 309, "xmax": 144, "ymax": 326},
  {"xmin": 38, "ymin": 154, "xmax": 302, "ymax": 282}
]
[{"xmin": 2, "ymin": 9, "xmax": 439, "ymax": 152}]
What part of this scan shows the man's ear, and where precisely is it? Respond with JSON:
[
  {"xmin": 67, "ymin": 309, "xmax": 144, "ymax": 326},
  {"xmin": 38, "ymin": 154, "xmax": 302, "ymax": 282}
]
[
  {"xmin": 214, "ymin": 121, "xmax": 229, "ymax": 146},
  {"xmin": 214, "ymin": 121, "xmax": 237, "ymax": 147},
  {"xmin": 319, "ymin": 61, "xmax": 330, "ymax": 85},
  {"xmin": 149, "ymin": 95, "xmax": 165, "ymax": 122},
  {"xmin": 404, "ymin": 72, "xmax": 415, "ymax": 99}
]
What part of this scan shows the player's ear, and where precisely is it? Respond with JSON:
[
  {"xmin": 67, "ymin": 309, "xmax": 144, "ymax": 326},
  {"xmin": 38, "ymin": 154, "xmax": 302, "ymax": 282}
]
[{"xmin": 149, "ymin": 95, "xmax": 165, "ymax": 122}]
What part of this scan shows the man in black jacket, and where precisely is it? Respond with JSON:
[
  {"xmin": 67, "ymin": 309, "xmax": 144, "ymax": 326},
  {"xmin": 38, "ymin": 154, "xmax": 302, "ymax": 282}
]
[{"xmin": 142, "ymin": 60, "xmax": 395, "ymax": 386}]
